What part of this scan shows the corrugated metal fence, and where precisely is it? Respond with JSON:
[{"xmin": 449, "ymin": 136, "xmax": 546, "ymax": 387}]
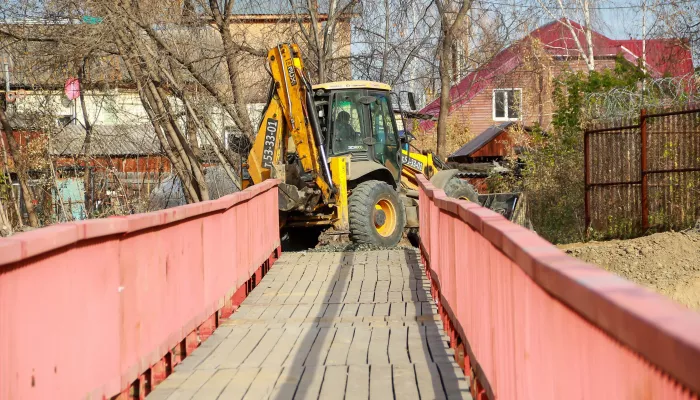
[{"xmin": 584, "ymin": 107, "xmax": 700, "ymax": 236}]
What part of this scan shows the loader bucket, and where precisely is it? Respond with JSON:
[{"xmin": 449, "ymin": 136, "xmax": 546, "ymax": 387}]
[{"xmin": 478, "ymin": 192, "xmax": 526, "ymax": 224}]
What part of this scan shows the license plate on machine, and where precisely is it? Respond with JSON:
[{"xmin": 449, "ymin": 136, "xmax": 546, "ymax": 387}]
[{"xmin": 401, "ymin": 154, "xmax": 423, "ymax": 171}]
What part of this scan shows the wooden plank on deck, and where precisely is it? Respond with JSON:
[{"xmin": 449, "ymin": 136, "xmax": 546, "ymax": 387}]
[{"xmin": 149, "ymin": 250, "xmax": 472, "ymax": 400}]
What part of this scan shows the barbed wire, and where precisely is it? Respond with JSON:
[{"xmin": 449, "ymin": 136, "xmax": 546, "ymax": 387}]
[{"xmin": 584, "ymin": 73, "xmax": 700, "ymax": 120}]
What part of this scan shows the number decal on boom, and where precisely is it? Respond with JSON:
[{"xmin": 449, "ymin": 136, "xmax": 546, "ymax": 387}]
[{"xmin": 262, "ymin": 119, "xmax": 279, "ymax": 169}]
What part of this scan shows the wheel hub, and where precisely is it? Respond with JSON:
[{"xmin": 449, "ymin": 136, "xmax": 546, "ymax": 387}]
[
  {"xmin": 373, "ymin": 199, "xmax": 397, "ymax": 237},
  {"xmin": 374, "ymin": 209, "xmax": 387, "ymax": 226}
]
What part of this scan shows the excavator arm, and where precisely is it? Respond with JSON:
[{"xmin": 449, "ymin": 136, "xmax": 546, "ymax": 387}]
[{"xmin": 247, "ymin": 44, "xmax": 334, "ymax": 208}]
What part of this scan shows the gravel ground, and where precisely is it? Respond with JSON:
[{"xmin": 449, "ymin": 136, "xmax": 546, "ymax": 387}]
[
  {"xmin": 306, "ymin": 242, "xmax": 416, "ymax": 252},
  {"xmin": 559, "ymin": 231, "xmax": 700, "ymax": 311},
  {"xmin": 282, "ymin": 227, "xmax": 419, "ymax": 253}
]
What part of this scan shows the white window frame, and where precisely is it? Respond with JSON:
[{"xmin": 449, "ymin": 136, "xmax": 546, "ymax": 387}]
[{"xmin": 492, "ymin": 88, "xmax": 522, "ymax": 121}]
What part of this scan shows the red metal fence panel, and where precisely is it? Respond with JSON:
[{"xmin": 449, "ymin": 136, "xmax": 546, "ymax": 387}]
[
  {"xmin": 418, "ymin": 175, "xmax": 700, "ymax": 399},
  {"xmin": 0, "ymin": 180, "xmax": 280, "ymax": 400},
  {"xmin": 585, "ymin": 107, "xmax": 700, "ymax": 236}
]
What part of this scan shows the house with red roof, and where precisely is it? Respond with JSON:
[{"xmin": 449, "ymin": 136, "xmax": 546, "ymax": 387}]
[{"xmin": 418, "ymin": 19, "xmax": 694, "ymax": 143}]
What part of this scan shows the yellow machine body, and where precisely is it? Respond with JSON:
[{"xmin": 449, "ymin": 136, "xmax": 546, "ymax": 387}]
[
  {"xmin": 247, "ymin": 44, "xmax": 332, "ymax": 203},
  {"xmin": 245, "ymin": 43, "xmax": 514, "ymax": 245}
]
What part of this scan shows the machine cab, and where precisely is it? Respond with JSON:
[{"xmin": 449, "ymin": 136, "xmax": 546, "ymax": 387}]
[{"xmin": 312, "ymin": 81, "xmax": 402, "ymax": 183}]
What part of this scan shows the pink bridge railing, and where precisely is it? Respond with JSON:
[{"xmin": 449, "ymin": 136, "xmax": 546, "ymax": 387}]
[
  {"xmin": 0, "ymin": 180, "xmax": 280, "ymax": 400},
  {"xmin": 417, "ymin": 175, "xmax": 700, "ymax": 400}
]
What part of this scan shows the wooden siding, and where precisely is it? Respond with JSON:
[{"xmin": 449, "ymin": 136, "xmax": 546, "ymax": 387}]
[
  {"xmin": 436, "ymin": 57, "xmax": 620, "ymax": 137},
  {"xmin": 469, "ymin": 130, "xmax": 514, "ymax": 159}
]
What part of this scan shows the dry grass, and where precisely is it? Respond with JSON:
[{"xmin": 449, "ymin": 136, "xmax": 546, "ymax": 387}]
[{"xmin": 410, "ymin": 120, "xmax": 474, "ymax": 157}]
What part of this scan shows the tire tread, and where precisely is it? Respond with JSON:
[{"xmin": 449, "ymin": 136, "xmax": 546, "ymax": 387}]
[{"xmin": 348, "ymin": 180, "xmax": 405, "ymax": 246}]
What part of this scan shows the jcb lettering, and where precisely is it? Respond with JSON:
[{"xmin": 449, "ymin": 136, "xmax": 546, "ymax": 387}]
[{"xmin": 287, "ymin": 63, "xmax": 298, "ymax": 86}]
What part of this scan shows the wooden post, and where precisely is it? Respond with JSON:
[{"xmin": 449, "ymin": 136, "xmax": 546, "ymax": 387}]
[{"xmin": 640, "ymin": 109, "xmax": 649, "ymax": 231}]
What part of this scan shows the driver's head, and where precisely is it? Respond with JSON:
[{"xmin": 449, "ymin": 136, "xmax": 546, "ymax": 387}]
[{"xmin": 337, "ymin": 111, "xmax": 350, "ymax": 124}]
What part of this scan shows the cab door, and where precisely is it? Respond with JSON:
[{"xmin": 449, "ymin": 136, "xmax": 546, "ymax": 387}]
[{"xmin": 368, "ymin": 92, "xmax": 401, "ymax": 182}]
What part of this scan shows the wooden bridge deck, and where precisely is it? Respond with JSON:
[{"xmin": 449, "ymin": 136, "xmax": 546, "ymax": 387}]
[{"xmin": 148, "ymin": 249, "xmax": 472, "ymax": 400}]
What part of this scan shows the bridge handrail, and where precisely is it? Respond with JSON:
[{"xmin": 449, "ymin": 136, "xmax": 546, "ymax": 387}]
[
  {"xmin": 417, "ymin": 175, "xmax": 700, "ymax": 399},
  {"xmin": 0, "ymin": 180, "xmax": 280, "ymax": 400}
]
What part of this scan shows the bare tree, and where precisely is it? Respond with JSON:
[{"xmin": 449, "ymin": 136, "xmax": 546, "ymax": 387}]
[
  {"xmin": 434, "ymin": 0, "xmax": 472, "ymax": 157},
  {"xmin": 649, "ymin": 1, "xmax": 699, "ymax": 66},
  {"xmin": 77, "ymin": 60, "xmax": 94, "ymax": 214},
  {"xmin": 289, "ymin": 0, "xmax": 356, "ymax": 83},
  {"xmin": 351, "ymin": 0, "xmax": 440, "ymax": 106},
  {"xmin": 534, "ymin": 0, "xmax": 597, "ymax": 72},
  {"xmin": 207, "ymin": 0, "xmax": 260, "ymax": 138},
  {"xmin": 0, "ymin": 105, "xmax": 40, "ymax": 227}
]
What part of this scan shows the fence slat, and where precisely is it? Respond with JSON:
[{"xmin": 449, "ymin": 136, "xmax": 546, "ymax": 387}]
[{"xmin": 584, "ymin": 107, "xmax": 700, "ymax": 236}]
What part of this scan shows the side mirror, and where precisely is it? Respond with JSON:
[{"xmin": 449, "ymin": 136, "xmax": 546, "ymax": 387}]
[{"xmin": 407, "ymin": 92, "xmax": 416, "ymax": 111}]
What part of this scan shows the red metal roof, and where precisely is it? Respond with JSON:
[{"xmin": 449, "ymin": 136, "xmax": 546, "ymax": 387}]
[
  {"xmin": 419, "ymin": 19, "xmax": 695, "ymax": 130},
  {"xmin": 614, "ymin": 38, "xmax": 694, "ymax": 77}
]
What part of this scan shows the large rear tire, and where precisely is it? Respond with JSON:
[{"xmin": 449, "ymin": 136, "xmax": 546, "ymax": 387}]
[
  {"xmin": 443, "ymin": 178, "xmax": 479, "ymax": 202},
  {"xmin": 349, "ymin": 180, "xmax": 406, "ymax": 247}
]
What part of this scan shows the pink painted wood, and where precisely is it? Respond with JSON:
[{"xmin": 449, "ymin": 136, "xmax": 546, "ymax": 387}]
[
  {"xmin": 0, "ymin": 180, "xmax": 280, "ymax": 400},
  {"xmin": 417, "ymin": 175, "xmax": 700, "ymax": 399}
]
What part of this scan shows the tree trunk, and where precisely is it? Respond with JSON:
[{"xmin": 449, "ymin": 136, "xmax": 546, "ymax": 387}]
[
  {"xmin": 0, "ymin": 196, "xmax": 11, "ymax": 236},
  {"xmin": 436, "ymin": 30, "xmax": 453, "ymax": 158},
  {"xmin": 309, "ymin": 0, "xmax": 325, "ymax": 83},
  {"xmin": 0, "ymin": 118, "xmax": 23, "ymax": 227},
  {"xmin": 150, "ymin": 83, "xmax": 209, "ymax": 201},
  {"xmin": 582, "ymin": 1, "xmax": 595, "ymax": 72},
  {"xmin": 0, "ymin": 106, "xmax": 40, "ymax": 227},
  {"xmin": 379, "ymin": 0, "xmax": 390, "ymax": 82},
  {"xmin": 434, "ymin": 0, "xmax": 472, "ymax": 159},
  {"xmin": 78, "ymin": 63, "xmax": 93, "ymax": 216},
  {"xmin": 116, "ymin": 37, "xmax": 207, "ymax": 203},
  {"xmin": 186, "ymin": 111, "xmax": 201, "ymax": 160},
  {"xmin": 209, "ymin": 0, "xmax": 255, "ymax": 138}
]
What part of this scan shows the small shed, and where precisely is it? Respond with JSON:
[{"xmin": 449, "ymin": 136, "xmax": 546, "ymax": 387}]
[
  {"xmin": 447, "ymin": 122, "xmax": 528, "ymax": 163},
  {"xmin": 51, "ymin": 124, "xmax": 171, "ymax": 174}
]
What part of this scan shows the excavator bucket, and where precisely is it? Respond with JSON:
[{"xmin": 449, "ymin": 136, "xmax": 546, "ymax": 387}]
[
  {"xmin": 278, "ymin": 182, "xmax": 305, "ymax": 212},
  {"xmin": 478, "ymin": 192, "xmax": 529, "ymax": 227}
]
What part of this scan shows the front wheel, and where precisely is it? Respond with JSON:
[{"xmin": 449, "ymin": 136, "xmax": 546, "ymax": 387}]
[{"xmin": 348, "ymin": 180, "xmax": 406, "ymax": 247}]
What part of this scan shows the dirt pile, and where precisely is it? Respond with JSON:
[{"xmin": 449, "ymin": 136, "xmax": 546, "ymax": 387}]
[{"xmin": 559, "ymin": 231, "xmax": 700, "ymax": 311}]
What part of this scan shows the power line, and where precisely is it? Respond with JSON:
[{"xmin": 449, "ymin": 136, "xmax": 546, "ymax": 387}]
[{"xmin": 474, "ymin": 0, "xmax": 700, "ymax": 10}]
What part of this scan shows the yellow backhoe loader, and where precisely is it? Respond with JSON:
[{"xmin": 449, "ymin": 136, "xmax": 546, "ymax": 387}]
[{"xmin": 244, "ymin": 43, "xmax": 518, "ymax": 246}]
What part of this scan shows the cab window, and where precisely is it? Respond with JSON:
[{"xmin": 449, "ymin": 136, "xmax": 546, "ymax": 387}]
[
  {"xmin": 330, "ymin": 91, "xmax": 367, "ymax": 154},
  {"xmin": 369, "ymin": 93, "xmax": 400, "ymax": 178}
]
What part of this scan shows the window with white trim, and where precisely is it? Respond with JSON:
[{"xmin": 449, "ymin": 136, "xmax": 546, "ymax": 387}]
[{"xmin": 493, "ymin": 89, "xmax": 521, "ymax": 121}]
